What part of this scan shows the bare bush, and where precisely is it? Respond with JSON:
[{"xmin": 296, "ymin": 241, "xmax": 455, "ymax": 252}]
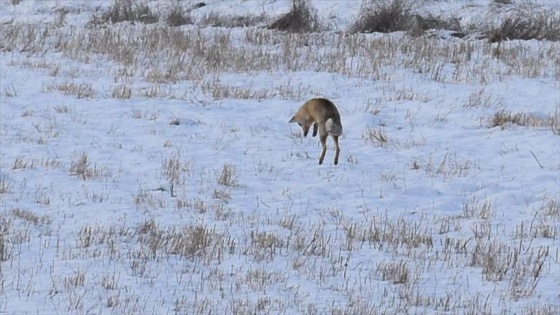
[
  {"xmin": 166, "ymin": 5, "xmax": 192, "ymax": 27},
  {"xmin": 349, "ymin": 0, "xmax": 463, "ymax": 36},
  {"xmin": 349, "ymin": 0, "xmax": 412, "ymax": 34},
  {"xmin": 91, "ymin": 0, "xmax": 159, "ymax": 25},
  {"xmin": 487, "ymin": 10, "xmax": 560, "ymax": 42},
  {"xmin": 268, "ymin": 0, "xmax": 321, "ymax": 33}
]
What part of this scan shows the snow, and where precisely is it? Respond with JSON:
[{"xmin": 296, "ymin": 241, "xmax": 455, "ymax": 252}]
[{"xmin": 0, "ymin": 0, "xmax": 559, "ymax": 314}]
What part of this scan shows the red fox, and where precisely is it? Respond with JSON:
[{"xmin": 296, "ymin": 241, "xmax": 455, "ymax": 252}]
[{"xmin": 289, "ymin": 98, "xmax": 343, "ymax": 165}]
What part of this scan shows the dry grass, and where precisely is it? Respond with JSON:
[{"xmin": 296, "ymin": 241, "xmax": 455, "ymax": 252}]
[
  {"xmin": 268, "ymin": 0, "xmax": 321, "ymax": 33},
  {"xmin": 166, "ymin": 4, "xmax": 193, "ymax": 27},
  {"xmin": 462, "ymin": 196, "xmax": 493, "ymax": 220},
  {"xmin": 3, "ymin": 14, "xmax": 557, "ymax": 88},
  {"xmin": 90, "ymin": 0, "xmax": 159, "ymax": 25},
  {"xmin": 377, "ymin": 260, "xmax": 410, "ymax": 284},
  {"xmin": 349, "ymin": 0, "xmax": 413, "ymax": 34},
  {"xmin": 69, "ymin": 153, "xmax": 108, "ymax": 180},
  {"xmin": 111, "ymin": 84, "xmax": 132, "ymax": 99},
  {"xmin": 1, "ymin": 181, "xmax": 557, "ymax": 313},
  {"xmin": 542, "ymin": 198, "xmax": 560, "ymax": 219},
  {"xmin": 487, "ymin": 9, "xmax": 560, "ymax": 42},
  {"xmin": 364, "ymin": 127, "xmax": 389, "ymax": 146},
  {"xmin": 0, "ymin": 176, "xmax": 12, "ymax": 194},
  {"xmin": 43, "ymin": 82, "xmax": 94, "ymax": 99},
  {"xmin": 348, "ymin": 0, "xmax": 462, "ymax": 36},
  {"xmin": 490, "ymin": 110, "xmax": 560, "ymax": 134},
  {"xmin": 217, "ymin": 164, "xmax": 239, "ymax": 187},
  {"xmin": 199, "ymin": 12, "xmax": 267, "ymax": 28},
  {"xmin": 11, "ymin": 208, "xmax": 52, "ymax": 225},
  {"xmin": 0, "ymin": 233, "xmax": 6, "ymax": 262},
  {"xmin": 348, "ymin": 0, "xmax": 560, "ymax": 42}
]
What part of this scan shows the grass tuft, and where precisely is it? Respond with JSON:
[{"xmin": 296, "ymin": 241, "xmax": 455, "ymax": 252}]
[
  {"xmin": 349, "ymin": 0, "xmax": 412, "ymax": 34},
  {"xmin": 200, "ymin": 12, "xmax": 267, "ymax": 28},
  {"xmin": 217, "ymin": 164, "xmax": 239, "ymax": 187},
  {"xmin": 91, "ymin": 0, "xmax": 159, "ymax": 25},
  {"xmin": 166, "ymin": 5, "xmax": 193, "ymax": 27},
  {"xmin": 268, "ymin": 0, "xmax": 321, "ymax": 33},
  {"xmin": 487, "ymin": 10, "xmax": 560, "ymax": 42},
  {"xmin": 490, "ymin": 110, "xmax": 560, "ymax": 134},
  {"xmin": 349, "ymin": 0, "xmax": 463, "ymax": 36}
]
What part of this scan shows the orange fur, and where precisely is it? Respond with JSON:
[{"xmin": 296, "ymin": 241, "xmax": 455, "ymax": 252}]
[{"xmin": 289, "ymin": 98, "xmax": 343, "ymax": 165}]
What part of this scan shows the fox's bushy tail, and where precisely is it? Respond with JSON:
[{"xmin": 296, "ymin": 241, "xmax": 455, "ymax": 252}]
[{"xmin": 326, "ymin": 118, "xmax": 343, "ymax": 137}]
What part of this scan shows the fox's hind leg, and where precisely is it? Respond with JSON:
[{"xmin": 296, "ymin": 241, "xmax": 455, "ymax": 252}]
[
  {"xmin": 312, "ymin": 122, "xmax": 318, "ymax": 137},
  {"xmin": 318, "ymin": 128, "xmax": 328, "ymax": 165},
  {"xmin": 333, "ymin": 135, "xmax": 340, "ymax": 165}
]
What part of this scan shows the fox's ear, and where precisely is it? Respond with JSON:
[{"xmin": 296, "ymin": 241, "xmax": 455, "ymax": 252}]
[{"xmin": 289, "ymin": 116, "xmax": 296, "ymax": 123}]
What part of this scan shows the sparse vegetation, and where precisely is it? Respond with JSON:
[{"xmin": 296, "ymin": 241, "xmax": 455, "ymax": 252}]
[
  {"xmin": 69, "ymin": 153, "xmax": 107, "ymax": 180},
  {"xmin": 364, "ymin": 127, "xmax": 388, "ymax": 146},
  {"xmin": 91, "ymin": 0, "xmax": 159, "ymax": 25},
  {"xmin": 349, "ymin": 0, "xmax": 413, "ymax": 34},
  {"xmin": 199, "ymin": 12, "xmax": 267, "ymax": 28},
  {"xmin": 268, "ymin": 0, "xmax": 321, "ymax": 33},
  {"xmin": 217, "ymin": 164, "xmax": 238, "ymax": 187},
  {"xmin": 490, "ymin": 110, "xmax": 560, "ymax": 134},
  {"xmin": 43, "ymin": 82, "xmax": 94, "ymax": 99},
  {"xmin": 0, "ymin": 176, "xmax": 11, "ymax": 194},
  {"xmin": 486, "ymin": 9, "xmax": 560, "ymax": 42},
  {"xmin": 166, "ymin": 4, "xmax": 193, "ymax": 27},
  {"xmin": 349, "ymin": 0, "xmax": 463, "ymax": 36}
]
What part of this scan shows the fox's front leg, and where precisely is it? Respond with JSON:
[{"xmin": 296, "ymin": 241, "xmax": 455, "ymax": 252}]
[{"xmin": 312, "ymin": 122, "xmax": 318, "ymax": 137}]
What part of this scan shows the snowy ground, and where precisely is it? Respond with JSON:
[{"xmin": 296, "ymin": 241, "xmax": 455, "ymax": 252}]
[{"xmin": 1, "ymin": 0, "xmax": 559, "ymax": 314}]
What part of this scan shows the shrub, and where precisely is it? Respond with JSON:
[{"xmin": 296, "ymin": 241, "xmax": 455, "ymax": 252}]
[
  {"xmin": 167, "ymin": 5, "xmax": 192, "ymax": 27},
  {"xmin": 349, "ymin": 0, "xmax": 464, "ymax": 36},
  {"xmin": 268, "ymin": 0, "xmax": 321, "ymax": 33},
  {"xmin": 349, "ymin": 0, "xmax": 411, "ymax": 34},
  {"xmin": 91, "ymin": 0, "xmax": 159, "ymax": 25},
  {"xmin": 486, "ymin": 10, "xmax": 560, "ymax": 42}
]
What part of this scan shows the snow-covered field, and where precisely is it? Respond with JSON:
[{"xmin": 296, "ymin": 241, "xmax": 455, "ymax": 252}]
[{"xmin": 1, "ymin": 0, "xmax": 559, "ymax": 314}]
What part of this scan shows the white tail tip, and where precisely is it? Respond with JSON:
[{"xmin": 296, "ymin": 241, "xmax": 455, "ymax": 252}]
[{"xmin": 326, "ymin": 118, "xmax": 343, "ymax": 136}]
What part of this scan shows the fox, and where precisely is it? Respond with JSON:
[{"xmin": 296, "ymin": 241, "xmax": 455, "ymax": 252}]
[{"xmin": 289, "ymin": 98, "xmax": 343, "ymax": 165}]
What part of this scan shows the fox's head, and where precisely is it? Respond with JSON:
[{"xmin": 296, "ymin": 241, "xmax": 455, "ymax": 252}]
[{"xmin": 289, "ymin": 115, "xmax": 312, "ymax": 137}]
